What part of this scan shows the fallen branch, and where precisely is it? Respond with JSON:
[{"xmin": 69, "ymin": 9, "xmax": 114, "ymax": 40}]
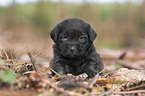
[
  {"xmin": 96, "ymin": 84, "xmax": 105, "ymax": 93},
  {"xmin": 117, "ymin": 60, "xmax": 145, "ymax": 70},
  {"xmin": 27, "ymin": 49, "xmax": 37, "ymax": 72},
  {"xmin": 88, "ymin": 69, "xmax": 105, "ymax": 88},
  {"xmin": 33, "ymin": 51, "xmax": 42, "ymax": 59},
  {"xmin": 48, "ymin": 66, "xmax": 60, "ymax": 76},
  {"xmin": 23, "ymin": 71, "xmax": 37, "ymax": 75},
  {"xmin": 1, "ymin": 49, "xmax": 9, "ymax": 61},
  {"xmin": 100, "ymin": 89, "xmax": 114, "ymax": 96},
  {"xmin": 113, "ymin": 90, "xmax": 145, "ymax": 94}
]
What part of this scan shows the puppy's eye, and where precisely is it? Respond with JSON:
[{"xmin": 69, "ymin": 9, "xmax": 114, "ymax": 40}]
[
  {"xmin": 80, "ymin": 37, "xmax": 85, "ymax": 40},
  {"xmin": 62, "ymin": 35, "xmax": 68, "ymax": 41},
  {"xmin": 63, "ymin": 35, "xmax": 68, "ymax": 39},
  {"xmin": 79, "ymin": 36, "xmax": 87, "ymax": 42}
]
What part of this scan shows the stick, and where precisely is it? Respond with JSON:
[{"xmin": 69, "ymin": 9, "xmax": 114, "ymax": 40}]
[
  {"xmin": 1, "ymin": 49, "xmax": 9, "ymax": 61},
  {"xmin": 33, "ymin": 51, "xmax": 42, "ymax": 59},
  {"xmin": 27, "ymin": 48, "xmax": 37, "ymax": 72},
  {"xmin": 23, "ymin": 71, "xmax": 36, "ymax": 75},
  {"xmin": 88, "ymin": 69, "xmax": 105, "ymax": 88},
  {"xmin": 48, "ymin": 66, "xmax": 60, "ymax": 76},
  {"xmin": 100, "ymin": 89, "xmax": 114, "ymax": 96},
  {"xmin": 96, "ymin": 84, "xmax": 105, "ymax": 93},
  {"xmin": 113, "ymin": 90, "xmax": 145, "ymax": 94}
]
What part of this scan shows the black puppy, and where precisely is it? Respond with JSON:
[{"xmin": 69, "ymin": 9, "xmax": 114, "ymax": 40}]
[{"xmin": 50, "ymin": 18, "xmax": 104, "ymax": 78}]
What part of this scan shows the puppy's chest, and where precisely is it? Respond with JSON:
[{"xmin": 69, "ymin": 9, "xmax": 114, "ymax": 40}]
[{"xmin": 66, "ymin": 59, "xmax": 85, "ymax": 75}]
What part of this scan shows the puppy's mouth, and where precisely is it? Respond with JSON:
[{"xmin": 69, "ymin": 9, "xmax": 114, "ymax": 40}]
[
  {"xmin": 66, "ymin": 53, "xmax": 79, "ymax": 58},
  {"xmin": 68, "ymin": 54, "xmax": 77, "ymax": 58},
  {"xmin": 62, "ymin": 49, "xmax": 80, "ymax": 58}
]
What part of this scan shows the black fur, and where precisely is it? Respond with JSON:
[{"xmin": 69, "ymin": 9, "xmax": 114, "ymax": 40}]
[{"xmin": 50, "ymin": 18, "xmax": 104, "ymax": 78}]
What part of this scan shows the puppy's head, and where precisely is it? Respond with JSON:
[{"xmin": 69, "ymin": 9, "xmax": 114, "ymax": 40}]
[{"xmin": 50, "ymin": 18, "xmax": 97, "ymax": 58}]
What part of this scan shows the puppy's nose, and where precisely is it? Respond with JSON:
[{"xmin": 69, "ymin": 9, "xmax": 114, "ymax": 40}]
[{"xmin": 70, "ymin": 46, "xmax": 76, "ymax": 52}]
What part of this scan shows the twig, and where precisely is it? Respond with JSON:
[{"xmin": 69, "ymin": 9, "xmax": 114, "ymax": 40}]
[
  {"xmin": 1, "ymin": 49, "xmax": 9, "ymax": 61},
  {"xmin": 33, "ymin": 51, "xmax": 42, "ymax": 59},
  {"xmin": 9, "ymin": 50, "xmax": 14, "ymax": 60},
  {"xmin": 100, "ymin": 89, "xmax": 145, "ymax": 95},
  {"xmin": 49, "ymin": 82, "xmax": 65, "ymax": 92},
  {"xmin": 125, "ymin": 84, "xmax": 145, "ymax": 91},
  {"xmin": 101, "ymin": 89, "xmax": 113, "ymax": 96},
  {"xmin": 24, "ymin": 63, "xmax": 30, "ymax": 71},
  {"xmin": 88, "ymin": 69, "xmax": 105, "ymax": 88},
  {"xmin": 27, "ymin": 49, "xmax": 37, "ymax": 72},
  {"xmin": 117, "ymin": 60, "xmax": 145, "ymax": 70},
  {"xmin": 96, "ymin": 84, "xmax": 105, "ymax": 93},
  {"xmin": 9, "ymin": 50, "xmax": 15, "ymax": 70},
  {"xmin": 0, "ymin": 53, "xmax": 3, "ymax": 58},
  {"xmin": 0, "ymin": 63, "xmax": 15, "ymax": 65},
  {"xmin": 118, "ymin": 52, "xmax": 126, "ymax": 60},
  {"xmin": 48, "ymin": 80, "xmax": 70, "ymax": 96},
  {"xmin": 113, "ymin": 90, "xmax": 145, "ymax": 94},
  {"xmin": 48, "ymin": 66, "xmax": 60, "ymax": 76},
  {"xmin": 23, "ymin": 71, "xmax": 37, "ymax": 75}
]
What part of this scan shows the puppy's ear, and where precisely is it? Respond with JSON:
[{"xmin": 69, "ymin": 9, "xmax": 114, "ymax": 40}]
[
  {"xmin": 50, "ymin": 24, "xmax": 60, "ymax": 43},
  {"xmin": 88, "ymin": 24, "xmax": 97, "ymax": 43}
]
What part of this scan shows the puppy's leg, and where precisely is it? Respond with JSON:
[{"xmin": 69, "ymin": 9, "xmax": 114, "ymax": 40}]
[
  {"xmin": 51, "ymin": 63, "xmax": 67, "ymax": 75},
  {"xmin": 82, "ymin": 60, "xmax": 103, "ymax": 78},
  {"xmin": 82, "ymin": 62, "xmax": 98, "ymax": 78}
]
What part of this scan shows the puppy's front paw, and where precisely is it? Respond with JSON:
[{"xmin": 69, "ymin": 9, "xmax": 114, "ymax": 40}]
[
  {"xmin": 87, "ymin": 71, "xmax": 97, "ymax": 78},
  {"xmin": 51, "ymin": 64, "xmax": 66, "ymax": 75}
]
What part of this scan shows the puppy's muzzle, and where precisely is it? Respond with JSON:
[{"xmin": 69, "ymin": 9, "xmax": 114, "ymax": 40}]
[
  {"xmin": 67, "ymin": 45, "xmax": 77, "ymax": 55},
  {"xmin": 69, "ymin": 46, "xmax": 76, "ymax": 52},
  {"xmin": 66, "ymin": 42, "xmax": 77, "ymax": 52}
]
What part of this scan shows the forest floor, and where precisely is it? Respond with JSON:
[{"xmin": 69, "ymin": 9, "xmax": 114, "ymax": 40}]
[{"xmin": 0, "ymin": 48, "xmax": 145, "ymax": 96}]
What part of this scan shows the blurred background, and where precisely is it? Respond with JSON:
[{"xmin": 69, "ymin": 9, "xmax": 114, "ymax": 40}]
[{"xmin": 0, "ymin": 0, "xmax": 145, "ymax": 58}]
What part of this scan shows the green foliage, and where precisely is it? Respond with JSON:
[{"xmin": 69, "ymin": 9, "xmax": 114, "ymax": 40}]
[
  {"xmin": 0, "ymin": 59, "xmax": 4, "ymax": 63},
  {"xmin": 99, "ymin": 3, "xmax": 113, "ymax": 21},
  {"xmin": 115, "ymin": 81, "xmax": 121, "ymax": 85},
  {"xmin": 0, "ymin": 69, "xmax": 17, "ymax": 84},
  {"xmin": 58, "ymin": 72, "xmax": 63, "ymax": 75},
  {"xmin": 0, "ymin": 1, "xmax": 144, "ymax": 48},
  {"xmin": 115, "ymin": 63, "xmax": 122, "ymax": 69}
]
